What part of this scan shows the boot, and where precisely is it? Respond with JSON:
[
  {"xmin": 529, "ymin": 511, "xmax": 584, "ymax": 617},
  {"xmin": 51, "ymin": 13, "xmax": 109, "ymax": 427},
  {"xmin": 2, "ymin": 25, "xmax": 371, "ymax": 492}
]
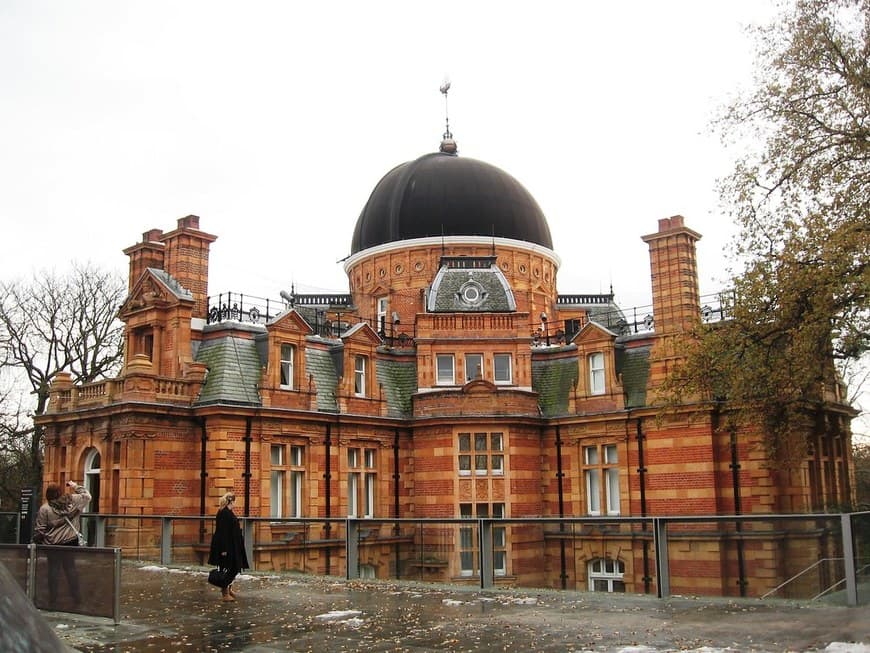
[
  {"xmin": 221, "ymin": 586, "xmax": 235, "ymax": 602},
  {"xmin": 228, "ymin": 583, "xmax": 238, "ymax": 598}
]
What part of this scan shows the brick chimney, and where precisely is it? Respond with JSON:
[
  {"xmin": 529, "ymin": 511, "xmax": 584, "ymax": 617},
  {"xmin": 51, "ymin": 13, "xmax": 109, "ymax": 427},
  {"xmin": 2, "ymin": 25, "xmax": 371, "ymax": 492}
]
[
  {"xmin": 122, "ymin": 229, "xmax": 165, "ymax": 293},
  {"xmin": 641, "ymin": 216, "xmax": 703, "ymax": 388},
  {"xmin": 159, "ymin": 215, "xmax": 218, "ymax": 319}
]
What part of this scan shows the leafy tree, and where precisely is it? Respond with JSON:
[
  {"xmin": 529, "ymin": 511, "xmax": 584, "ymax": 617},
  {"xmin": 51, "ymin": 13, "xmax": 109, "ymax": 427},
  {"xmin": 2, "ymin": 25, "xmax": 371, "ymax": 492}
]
[
  {"xmin": 662, "ymin": 0, "xmax": 869, "ymax": 465},
  {"xmin": 0, "ymin": 263, "xmax": 125, "ymax": 490}
]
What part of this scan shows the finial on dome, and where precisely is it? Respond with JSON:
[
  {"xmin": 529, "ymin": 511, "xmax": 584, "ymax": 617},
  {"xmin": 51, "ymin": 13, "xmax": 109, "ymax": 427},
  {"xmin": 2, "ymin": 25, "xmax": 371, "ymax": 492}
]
[{"xmin": 439, "ymin": 78, "xmax": 458, "ymax": 154}]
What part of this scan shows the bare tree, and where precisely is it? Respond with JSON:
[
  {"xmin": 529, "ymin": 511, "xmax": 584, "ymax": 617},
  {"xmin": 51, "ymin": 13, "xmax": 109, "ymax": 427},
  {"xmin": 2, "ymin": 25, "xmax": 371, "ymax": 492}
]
[{"xmin": 0, "ymin": 263, "xmax": 125, "ymax": 487}]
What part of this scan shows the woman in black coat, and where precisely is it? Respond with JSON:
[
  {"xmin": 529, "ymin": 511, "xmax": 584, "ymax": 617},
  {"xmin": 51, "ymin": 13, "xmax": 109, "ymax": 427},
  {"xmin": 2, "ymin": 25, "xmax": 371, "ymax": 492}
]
[{"xmin": 207, "ymin": 492, "xmax": 250, "ymax": 601}]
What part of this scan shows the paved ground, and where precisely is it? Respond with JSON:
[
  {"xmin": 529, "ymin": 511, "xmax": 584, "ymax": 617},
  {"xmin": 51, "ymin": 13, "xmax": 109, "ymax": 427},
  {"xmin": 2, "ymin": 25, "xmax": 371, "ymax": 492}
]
[{"xmin": 40, "ymin": 562, "xmax": 870, "ymax": 653}]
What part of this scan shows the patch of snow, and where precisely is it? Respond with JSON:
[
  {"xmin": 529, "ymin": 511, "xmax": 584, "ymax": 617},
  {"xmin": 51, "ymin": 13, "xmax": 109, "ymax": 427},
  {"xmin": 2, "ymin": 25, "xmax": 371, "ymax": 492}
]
[
  {"xmin": 139, "ymin": 565, "xmax": 167, "ymax": 572},
  {"xmin": 54, "ymin": 624, "xmax": 70, "ymax": 630},
  {"xmin": 315, "ymin": 609, "xmax": 363, "ymax": 621},
  {"xmin": 510, "ymin": 597, "xmax": 538, "ymax": 605},
  {"xmin": 825, "ymin": 645, "xmax": 870, "ymax": 653},
  {"xmin": 442, "ymin": 599, "xmax": 464, "ymax": 606}
]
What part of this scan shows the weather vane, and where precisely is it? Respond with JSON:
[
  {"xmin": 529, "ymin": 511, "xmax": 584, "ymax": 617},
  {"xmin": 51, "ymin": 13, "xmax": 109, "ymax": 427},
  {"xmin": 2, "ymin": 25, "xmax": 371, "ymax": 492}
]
[{"xmin": 439, "ymin": 78, "xmax": 457, "ymax": 154}]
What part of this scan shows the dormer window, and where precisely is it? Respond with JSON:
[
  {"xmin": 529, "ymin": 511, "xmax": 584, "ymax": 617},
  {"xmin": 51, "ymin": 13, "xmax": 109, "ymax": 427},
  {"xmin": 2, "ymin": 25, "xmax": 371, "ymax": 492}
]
[
  {"xmin": 354, "ymin": 355, "xmax": 368, "ymax": 397},
  {"xmin": 589, "ymin": 352, "xmax": 605, "ymax": 395},
  {"xmin": 280, "ymin": 344, "xmax": 295, "ymax": 389}
]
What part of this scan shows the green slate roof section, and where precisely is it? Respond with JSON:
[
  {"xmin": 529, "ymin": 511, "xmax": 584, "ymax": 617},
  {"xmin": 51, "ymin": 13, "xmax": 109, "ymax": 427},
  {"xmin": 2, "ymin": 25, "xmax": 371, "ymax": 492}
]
[
  {"xmin": 428, "ymin": 267, "xmax": 516, "ymax": 312},
  {"xmin": 305, "ymin": 347, "xmax": 339, "ymax": 412},
  {"xmin": 616, "ymin": 346, "xmax": 650, "ymax": 408},
  {"xmin": 194, "ymin": 336, "xmax": 263, "ymax": 406},
  {"xmin": 376, "ymin": 356, "xmax": 418, "ymax": 418},
  {"xmin": 531, "ymin": 355, "xmax": 579, "ymax": 417}
]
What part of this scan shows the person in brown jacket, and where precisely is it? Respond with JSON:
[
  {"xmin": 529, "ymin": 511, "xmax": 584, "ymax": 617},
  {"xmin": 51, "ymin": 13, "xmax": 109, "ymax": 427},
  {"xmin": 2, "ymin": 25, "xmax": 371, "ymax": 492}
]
[{"xmin": 32, "ymin": 480, "xmax": 91, "ymax": 606}]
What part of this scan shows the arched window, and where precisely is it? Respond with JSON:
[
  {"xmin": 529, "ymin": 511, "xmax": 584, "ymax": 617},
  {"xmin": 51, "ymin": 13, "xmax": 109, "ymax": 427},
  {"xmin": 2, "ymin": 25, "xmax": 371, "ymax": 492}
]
[
  {"xmin": 588, "ymin": 557, "xmax": 625, "ymax": 592},
  {"xmin": 83, "ymin": 448, "xmax": 100, "ymax": 513}
]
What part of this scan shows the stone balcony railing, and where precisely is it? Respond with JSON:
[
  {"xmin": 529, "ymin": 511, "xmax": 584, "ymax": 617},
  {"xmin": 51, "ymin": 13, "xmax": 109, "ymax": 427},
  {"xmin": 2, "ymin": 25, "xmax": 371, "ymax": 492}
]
[{"xmin": 46, "ymin": 358, "xmax": 208, "ymax": 414}]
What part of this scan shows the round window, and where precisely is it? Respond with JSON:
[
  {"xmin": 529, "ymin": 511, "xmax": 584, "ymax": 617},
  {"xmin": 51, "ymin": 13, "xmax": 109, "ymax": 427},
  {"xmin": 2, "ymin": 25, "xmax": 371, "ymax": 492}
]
[{"xmin": 462, "ymin": 285, "xmax": 480, "ymax": 303}]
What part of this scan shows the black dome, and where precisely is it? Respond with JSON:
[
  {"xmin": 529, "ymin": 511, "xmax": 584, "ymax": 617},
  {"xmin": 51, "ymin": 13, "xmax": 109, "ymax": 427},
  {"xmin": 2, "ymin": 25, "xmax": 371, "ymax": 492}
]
[{"xmin": 351, "ymin": 152, "xmax": 553, "ymax": 254}]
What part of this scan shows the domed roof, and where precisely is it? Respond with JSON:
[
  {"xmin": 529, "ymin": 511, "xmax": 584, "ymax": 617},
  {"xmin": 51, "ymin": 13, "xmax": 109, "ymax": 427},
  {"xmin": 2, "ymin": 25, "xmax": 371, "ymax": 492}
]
[{"xmin": 351, "ymin": 152, "xmax": 553, "ymax": 254}]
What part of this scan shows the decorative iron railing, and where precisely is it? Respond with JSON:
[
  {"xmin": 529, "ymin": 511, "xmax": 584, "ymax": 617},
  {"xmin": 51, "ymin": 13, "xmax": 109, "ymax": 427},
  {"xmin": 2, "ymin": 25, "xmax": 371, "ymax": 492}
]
[{"xmin": 206, "ymin": 291, "xmax": 735, "ymax": 346}]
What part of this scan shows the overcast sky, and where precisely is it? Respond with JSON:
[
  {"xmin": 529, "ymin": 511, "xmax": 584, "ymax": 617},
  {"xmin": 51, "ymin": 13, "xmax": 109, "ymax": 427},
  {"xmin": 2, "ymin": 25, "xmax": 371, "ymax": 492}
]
[{"xmin": 0, "ymin": 0, "xmax": 780, "ymax": 312}]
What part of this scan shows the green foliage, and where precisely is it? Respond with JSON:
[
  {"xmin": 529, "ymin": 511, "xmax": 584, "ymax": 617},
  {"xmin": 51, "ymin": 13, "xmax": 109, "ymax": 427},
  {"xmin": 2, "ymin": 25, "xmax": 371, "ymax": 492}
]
[{"xmin": 663, "ymin": 0, "xmax": 869, "ymax": 466}]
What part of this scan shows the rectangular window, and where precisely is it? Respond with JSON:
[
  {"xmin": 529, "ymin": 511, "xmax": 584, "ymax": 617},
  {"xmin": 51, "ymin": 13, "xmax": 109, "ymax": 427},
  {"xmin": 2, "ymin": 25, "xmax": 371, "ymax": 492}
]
[
  {"xmin": 492, "ymin": 502, "xmax": 507, "ymax": 576},
  {"xmin": 583, "ymin": 443, "xmax": 620, "ymax": 516},
  {"xmin": 465, "ymin": 353, "xmax": 483, "ymax": 382},
  {"xmin": 364, "ymin": 472, "xmax": 376, "ymax": 518},
  {"xmin": 377, "ymin": 297, "xmax": 388, "ymax": 335},
  {"xmin": 459, "ymin": 431, "xmax": 505, "ymax": 476},
  {"xmin": 354, "ymin": 355, "xmax": 367, "ymax": 396},
  {"xmin": 348, "ymin": 446, "xmax": 375, "ymax": 518},
  {"xmin": 459, "ymin": 503, "xmax": 475, "ymax": 576},
  {"xmin": 289, "ymin": 445, "xmax": 304, "ymax": 518},
  {"xmin": 280, "ymin": 344, "xmax": 295, "ymax": 389},
  {"xmin": 493, "ymin": 353, "xmax": 512, "ymax": 384},
  {"xmin": 270, "ymin": 444, "xmax": 286, "ymax": 519},
  {"xmin": 458, "ymin": 432, "xmax": 471, "ymax": 476},
  {"xmin": 436, "ymin": 354, "xmax": 455, "ymax": 385},
  {"xmin": 589, "ymin": 352, "xmax": 605, "ymax": 395},
  {"xmin": 348, "ymin": 472, "xmax": 359, "ymax": 517},
  {"xmin": 363, "ymin": 447, "xmax": 376, "ymax": 518},
  {"xmin": 289, "ymin": 470, "xmax": 303, "ymax": 518}
]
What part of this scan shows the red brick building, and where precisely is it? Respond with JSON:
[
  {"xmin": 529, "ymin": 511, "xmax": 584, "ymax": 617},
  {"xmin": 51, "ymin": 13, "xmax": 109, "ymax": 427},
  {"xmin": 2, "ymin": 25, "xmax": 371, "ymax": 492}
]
[{"xmin": 37, "ymin": 137, "xmax": 856, "ymax": 596}]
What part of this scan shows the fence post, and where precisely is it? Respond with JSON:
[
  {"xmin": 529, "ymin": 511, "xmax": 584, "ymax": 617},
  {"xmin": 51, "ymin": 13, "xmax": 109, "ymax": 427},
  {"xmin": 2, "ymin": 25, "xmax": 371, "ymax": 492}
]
[
  {"xmin": 94, "ymin": 515, "xmax": 106, "ymax": 548},
  {"xmin": 243, "ymin": 520, "xmax": 254, "ymax": 570},
  {"xmin": 113, "ymin": 547, "xmax": 122, "ymax": 624},
  {"xmin": 160, "ymin": 518, "xmax": 172, "ymax": 565},
  {"xmin": 346, "ymin": 518, "xmax": 359, "ymax": 580},
  {"xmin": 841, "ymin": 513, "xmax": 858, "ymax": 607},
  {"xmin": 654, "ymin": 518, "xmax": 670, "ymax": 598},
  {"xmin": 479, "ymin": 518, "xmax": 494, "ymax": 589},
  {"xmin": 27, "ymin": 543, "xmax": 36, "ymax": 600}
]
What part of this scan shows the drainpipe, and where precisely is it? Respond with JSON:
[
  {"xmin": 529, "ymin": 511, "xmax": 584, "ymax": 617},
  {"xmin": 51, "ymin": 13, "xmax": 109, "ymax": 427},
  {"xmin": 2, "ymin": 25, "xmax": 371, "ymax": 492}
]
[
  {"xmin": 324, "ymin": 421, "xmax": 333, "ymax": 576},
  {"xmin": 199, "ymin": 417, "xmax": 208, "ymax": 541},
  {"xmin": 636, "ymin": 417, "xmax": 651, "ymax": 594},
  {"xmin": 555, "ymin": 425, "xmax": 567, "ymax": 589},
  {"xmin": 730, "ymin": 426, "xmax": 747, "ymax": 596},
  {"xmin": 243, "ymin": 417, "xmax": 252, "ymax": 517},
  {"xmin": 393, "ymin": 428, "xmax": 401, "ymax": 577},
  {"xmin": 393, "ymin": 428, "xmax": 401, "ymax": 520}
]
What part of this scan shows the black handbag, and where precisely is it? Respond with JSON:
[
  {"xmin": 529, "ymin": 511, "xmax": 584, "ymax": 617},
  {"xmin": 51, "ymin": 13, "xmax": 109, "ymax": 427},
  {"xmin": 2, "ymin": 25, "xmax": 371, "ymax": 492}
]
[{"xmin": 208, "ymin": 568, "xmax": 228, "ymax": 587}]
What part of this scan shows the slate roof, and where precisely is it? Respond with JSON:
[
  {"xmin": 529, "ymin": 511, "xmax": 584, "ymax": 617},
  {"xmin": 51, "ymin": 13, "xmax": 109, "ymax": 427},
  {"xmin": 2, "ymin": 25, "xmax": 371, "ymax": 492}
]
[
  {"xmin": 194, "ymin": 336, "xmax": 263, "ymax": 406},
  {"xmin": 305, "ymin": 347, "xmax": 340, "ymax": 412},
  {"xmin": 428, "ymin": 266, "xmax": 516, "ymax": 312},
  {"xmin": 616, "ymin": 345, "xmax": 650, "ymax": 408},
  {"xmin": 147, "ymin": 268, "xmax": 194, "ymax": 300},
  {"xmin": 531, "ymin": 351, "xmax": 579, "ymax": 417},
  {"xmin": 376, "ymin": 355, "xmax": 418, "ymax": 418}
]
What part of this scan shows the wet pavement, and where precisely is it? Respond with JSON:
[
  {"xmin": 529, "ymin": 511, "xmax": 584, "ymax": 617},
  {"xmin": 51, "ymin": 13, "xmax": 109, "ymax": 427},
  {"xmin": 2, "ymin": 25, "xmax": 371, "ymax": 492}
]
[{"xmin": 40, "ymin": 562, "xmax": 870, "ymax": 652}]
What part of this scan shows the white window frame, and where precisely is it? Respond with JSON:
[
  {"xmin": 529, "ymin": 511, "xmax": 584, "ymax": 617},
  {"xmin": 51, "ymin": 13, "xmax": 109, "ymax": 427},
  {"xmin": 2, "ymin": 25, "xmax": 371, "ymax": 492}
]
[
  {"xmin": 270, "ymin": 444, "xmax": 286, "ymax": 519},
  {"xmin": 588, "ymin": 558, "xmax": 626, "ymax": 592},
  {"xmin": 493, "ymin": 353, "xmax": 512, "ymax": 384},
  {"xmin": 436, "ymin": 354, "xmax": 455, "ymax": 385},
  {"xmin": 280, "ymin": 344, "xmax": 295, "ymax": 389},
  {"xmin": 589, "ymin": 352, "xmax": 605, "ymax": 395},
  {"xmin": 354, "ymin": 355, "xmax": 367, "ymax": 397},
  {"xmin": 377, "ymin": 297, "xmax": 388, "ymax": 334},
  {"xmin": 289, "ymin": 445, "xmax": 304, "ymax": 518},
  {"xmin": 465, "ymin": 353, "xmax": 483, "ymax": 382}
]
